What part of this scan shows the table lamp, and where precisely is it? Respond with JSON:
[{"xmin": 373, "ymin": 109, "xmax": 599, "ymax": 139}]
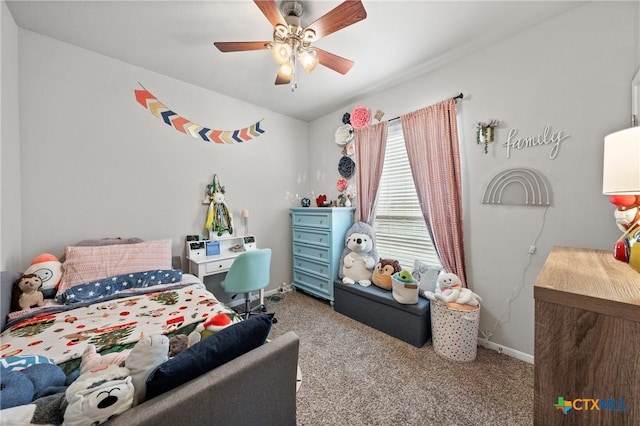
[{"xmin": 603, "ymin": 126, "xmax": 640, "ymax": 272}]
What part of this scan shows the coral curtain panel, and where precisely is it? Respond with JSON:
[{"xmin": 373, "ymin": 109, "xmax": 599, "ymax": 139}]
[
  {"xmin": 400, "ymin": 98, "xmax": 467, "ymax": 286},
  {"xmin": 354, "ymin": 121, "xmax": 389, "ymax": 224}
]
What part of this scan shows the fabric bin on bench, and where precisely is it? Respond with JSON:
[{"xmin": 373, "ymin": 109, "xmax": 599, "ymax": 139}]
[{"xmin": 333, "ymin": 280, "xmax": 431, "ymax": 347}]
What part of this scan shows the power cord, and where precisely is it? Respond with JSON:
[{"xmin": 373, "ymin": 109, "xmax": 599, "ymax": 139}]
[{"xmin": 480, "ymin": 205, "xmax": 548, "ymax": 347}]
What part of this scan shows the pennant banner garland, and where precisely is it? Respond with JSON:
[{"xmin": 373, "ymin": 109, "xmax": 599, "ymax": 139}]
[{"xmin": 134, "ymin": 86, "xmax": 265, "ymax": 144}]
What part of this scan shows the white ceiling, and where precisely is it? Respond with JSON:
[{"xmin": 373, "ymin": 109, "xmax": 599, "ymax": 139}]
[{"xmin": 7, "ymin": 0, "xmax": 585, "ymax": 122}]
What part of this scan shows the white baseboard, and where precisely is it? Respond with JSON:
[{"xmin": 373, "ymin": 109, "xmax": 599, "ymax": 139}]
[{"xmin": 477, "ymin": 338, "xmax": 534, "ymax": 364}]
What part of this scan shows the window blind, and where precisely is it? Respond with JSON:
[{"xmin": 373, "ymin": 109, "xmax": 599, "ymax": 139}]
[{"xmin": 373, "ymin": 121, "xmax": 441, "ymax": 270}]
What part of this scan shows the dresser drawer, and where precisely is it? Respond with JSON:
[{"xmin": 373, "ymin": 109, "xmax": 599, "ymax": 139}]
[
  {"xmin": 293, "ymin": 243, "xmax": 330, "ymax": 262},
  {"xmin": 293, "ymin": 256, "xmax": 330, "ymax": 279},
  {"xmin": 204, "ymin": 258, "xmax": 234, "ymax": 273},
  {"xmin": 292, "ymin": 211, "xmax": 331, "ymax": 229},
  {"xmin": 292, "ymin": 228, "xmax": 330, "ymax": 247},
  {"xmin": 293, "ymin": 269, "xmax": 331, "ymax": 298}
]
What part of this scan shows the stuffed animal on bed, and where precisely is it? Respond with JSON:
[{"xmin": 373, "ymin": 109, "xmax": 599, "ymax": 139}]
[
  {"xmin": 125, "ymin": 334, "xmax": 169, "ymax": 406},
  {"xmin": 11, "ymin": 274, "xmax": 45, "ymax": 312},
  {"xmin": 64, "ymin": 364, "xmax": 134, "ymax": 426},
  {"xmin": 0, "ymin": 362, "xmax": 69, "ymax": 410},
  {"xmin": 23, "ymin": 253, "xmax": 63, "ymax": 299},
  {"xmin": 339, "ymin": 222, "xmax": 378, "ymax": 287},
  {"xmin": 371, "ymin": 258, "xmax": 401, "ymax": 290},
  {"xmin": 80, "ymin": 345, "xmax": 132, "ymax": 375},
  {"xmin": 422, "ymin": 272, "xmax": 482, "ymax": 309}
]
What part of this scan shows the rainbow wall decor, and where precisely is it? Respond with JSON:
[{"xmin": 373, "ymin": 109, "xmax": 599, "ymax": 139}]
[{"xmin": 134, "ymin": 86, "xmax": 265, "ymax": 144}]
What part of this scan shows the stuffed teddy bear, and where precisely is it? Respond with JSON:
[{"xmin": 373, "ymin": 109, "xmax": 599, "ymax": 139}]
[
  {"xmin": 11, "ymin": 274, "xmax": 45, "ymax": 312},
  {"xmin": 23, "ymin": 253, "xmax": 63, "ymax": 299},
  {"xmin": 371, "ymin": 258, "xmax": 401, "ymax": 290},
  {"xmin": 339, "ymin": 222, "xmax": 378, "ymax": 286},
  {"xmin": 64, "ymin": 364, "xmax": 134, "ymax": 426},
  {"xmin": 423, "ymin": 272, "xmax": 482, "ymax": 309}
]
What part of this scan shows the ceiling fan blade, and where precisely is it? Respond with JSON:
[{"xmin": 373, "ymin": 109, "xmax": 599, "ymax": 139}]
[
  {"xmin": 214, "ymin": 41, "xmax": 271, "ymax": 52},
  {"xmin": 314, "ymin": 48, "xmax": 354, "ymax": 75},
  {"xmin": 253, "ymin": 0, "xmax": 286, "ymax": 28},
  {"xmin": 304, "ymin": 0, "xmax": 367, "ymax": 40},
  {"xmin": 275, "ymin": 69, "xmax": 292, "ymax": 85}
]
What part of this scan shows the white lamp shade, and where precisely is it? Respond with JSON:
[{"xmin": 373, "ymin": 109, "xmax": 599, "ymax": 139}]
[
  {"xmin": 271, "ymin": 42, "xmax": 291, "ymax": 65},
  {"xmin": 603, "ymin": 126, "xmax": 640, "ymax": 195}
]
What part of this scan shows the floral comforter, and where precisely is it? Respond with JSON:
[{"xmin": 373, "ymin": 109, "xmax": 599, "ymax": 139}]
[{"xmin": 0, "ymin": 275, "xmax": 238, "ymax": 367}]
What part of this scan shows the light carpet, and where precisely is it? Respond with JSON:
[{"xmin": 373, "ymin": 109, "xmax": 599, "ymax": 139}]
[{"xmin": 266, "ymin": 290, "xmax": 533, "ymax": 426}]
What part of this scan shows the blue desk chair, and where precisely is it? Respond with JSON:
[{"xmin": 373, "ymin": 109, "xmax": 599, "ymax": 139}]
[{"xmin": 220, "ymin": 248, "xmax": 272, "ymax": 319}]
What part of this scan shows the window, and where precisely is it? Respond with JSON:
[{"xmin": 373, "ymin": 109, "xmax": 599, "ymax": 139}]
[{"xmin": 373, "ymin": 121, "xmax": 441, "ymax": 270}]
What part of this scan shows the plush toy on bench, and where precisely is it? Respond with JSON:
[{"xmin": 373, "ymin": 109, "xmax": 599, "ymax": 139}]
[
  {"xmin": 371, "ymin": 258, "xmax": 401, "ymax": 290},
  {"xmin": 339, "ymin": 222, "xmax": 378, "ymax": 287}
]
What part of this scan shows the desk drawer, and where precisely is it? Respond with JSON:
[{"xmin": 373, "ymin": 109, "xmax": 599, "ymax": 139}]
[
  {"xmin": 292, "ymin": 211, "xmax": 331, "ymax": 229},
  {"xmin": 293, "ymin": 228, "xmax": 330, "ymax": 247},
  {"xmin": 205, "ymin": 258, "xmax": 234, "ymax": 273},
  {"xmin": 293, "ymin": 257, "xmax": 330, "ymax": 279},
  {"xmin": 293, "ymin": 243, "xmax": 330, "ymax": 262}
]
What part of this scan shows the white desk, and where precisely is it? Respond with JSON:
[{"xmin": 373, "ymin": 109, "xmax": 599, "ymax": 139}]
[{"xmin": 186, "ymin": 235, "xmax": 263, "ymax": 305}]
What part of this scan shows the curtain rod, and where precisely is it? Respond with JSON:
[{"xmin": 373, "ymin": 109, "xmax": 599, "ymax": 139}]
[{"xmin": 388, "ymin": 92, "xmax": 463, "ymax": 123}]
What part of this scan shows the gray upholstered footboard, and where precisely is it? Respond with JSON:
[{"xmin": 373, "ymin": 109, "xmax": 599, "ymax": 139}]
[{"xmin": 104, "ymin": 331, "xmax": 300, "ymax": 426}]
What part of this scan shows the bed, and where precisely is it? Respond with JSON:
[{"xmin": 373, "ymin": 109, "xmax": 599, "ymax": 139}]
[{"xmin": 0, "ymin": 239, "xmax": 299, "ymax": 425}]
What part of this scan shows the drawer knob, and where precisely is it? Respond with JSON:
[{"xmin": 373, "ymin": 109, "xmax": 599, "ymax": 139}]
[
  {"xmin": 320, "ymin": 220, "xmax": 323, "ymax": 224},
  {"xmin": 319, "ymin": 253, "xmax": 324, "ymax": 257}
]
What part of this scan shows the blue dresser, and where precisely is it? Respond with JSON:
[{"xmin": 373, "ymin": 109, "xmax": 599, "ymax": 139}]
[{"xmin": 290, "ymin": 207, "xmax": 354, "ymax": 302}]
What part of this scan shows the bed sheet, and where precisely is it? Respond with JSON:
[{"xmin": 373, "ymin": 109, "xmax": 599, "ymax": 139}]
[{"xmin": 0, "ymin": 274, "xmax": 238, "ymax": 367}]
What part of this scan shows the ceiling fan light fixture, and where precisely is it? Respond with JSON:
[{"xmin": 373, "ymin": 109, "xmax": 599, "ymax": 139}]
[
  {"xmin": 272, "ymin": 42, "xmax": 292, "ymax": 65},
  {"xmin": 299, "ymin": 49, "xmax": 318, "ymax": 74},
  {"xmin": 278, "ymin": 62, "xmax": 294, "ymax": 78}
]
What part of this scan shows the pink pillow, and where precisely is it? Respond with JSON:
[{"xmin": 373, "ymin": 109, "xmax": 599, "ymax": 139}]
[{"xmin": 58, "ymin": 239, "xmax": 172, "ymax": 294}]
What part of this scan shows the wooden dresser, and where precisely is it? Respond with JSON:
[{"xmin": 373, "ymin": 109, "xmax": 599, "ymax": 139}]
[
  {"xmin": 290, "ymin": 207, "xmax": 354, "ymax": 303},
  {"xmin": 534, "ymin": 246, "xmax": 640, "ymax": 425}
]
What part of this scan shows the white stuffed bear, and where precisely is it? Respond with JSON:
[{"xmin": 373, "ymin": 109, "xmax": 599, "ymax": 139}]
[
  {"xmin": 423, "ymin": 272, "xmax": 482, "ymax": 308},
  {"xmin": 339, "ymin": 222, "xmax": 378, "ymax": 287},
  {"xmin": 63, "ymin": 365, "xmax": 134, "ymax": 426}
]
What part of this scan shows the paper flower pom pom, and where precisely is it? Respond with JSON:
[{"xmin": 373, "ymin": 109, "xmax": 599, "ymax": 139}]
[
  {"xmin": 338, "ymin": 156, "xmax": 356, "ymax": 178},
  {"xmin": 350, "ymin": 106, "xmax": 371, "ymax": 129},
  {"xmin": 337, "ymin": 178, "xmax": 348, "ymax": 192},
  {"xmin": 335, "ymin": 124, "xmax": 354, "ymax": 145},
  {"xmin": 345, "ymin": 142, "xmax": 355, "ymax": 156},
  {"xmin": 342, "ymin": 113, "xmax": 351, "ymax": 125}
]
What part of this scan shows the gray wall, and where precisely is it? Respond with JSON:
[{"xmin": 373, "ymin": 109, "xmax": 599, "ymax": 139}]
[
  {"xmin": 13, "ymin": 29, "xmax": 309, "ymax": 304},
  {"xmin": 1, "ymin": 1, "xmax": 22, "ymax": 271},
  {"xmin": 2, "ymin": 1, "xmax": 638, "ymax": 357},
  {"xmin": 308, "ymin": 1, "xmax": 638, "ymax": 357}
]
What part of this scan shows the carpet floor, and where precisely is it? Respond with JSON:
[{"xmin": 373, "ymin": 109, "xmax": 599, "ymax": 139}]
[{"xmin": 266, "ymin": 290, "xmax": 533, "ymax": 426}]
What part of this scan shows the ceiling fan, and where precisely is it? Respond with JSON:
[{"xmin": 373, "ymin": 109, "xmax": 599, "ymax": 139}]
[{"xmin": 214, "ymin": 0, "xmax": 367, "ymax": 89}]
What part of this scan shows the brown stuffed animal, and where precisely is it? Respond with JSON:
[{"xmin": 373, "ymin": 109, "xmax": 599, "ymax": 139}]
[
  {"xmin": 11, "ymin": 274, "xmax": 45, "ymax": 312},
  {"xmin": 371, "ymin": 258, "xmax": 401, "ymax": 290}
]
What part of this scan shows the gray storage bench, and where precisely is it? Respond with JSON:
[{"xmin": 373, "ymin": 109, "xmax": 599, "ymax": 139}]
[{"xmin": 334, "ymin": 280, "xmax": 432, "ymax": 347}]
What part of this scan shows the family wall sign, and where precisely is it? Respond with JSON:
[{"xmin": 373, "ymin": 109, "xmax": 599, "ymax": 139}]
[{"xmin": 502, "ymin": 125, "xmax": 570, "ymax": 159}]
